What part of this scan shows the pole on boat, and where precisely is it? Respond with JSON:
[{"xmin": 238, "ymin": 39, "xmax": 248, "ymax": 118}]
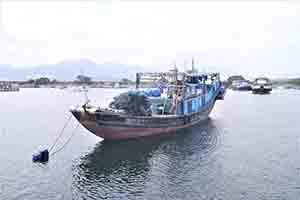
[
  {"xmin": 174, "ymin": 64, "xmax": 179, "ymax": 114},
  {"xmin": 136, "ymin": 73, "xmax": 140, "ymax": 90},
  {"xmin": 192, "ymin": 58, "xmax": 195, "ymax": 72}
]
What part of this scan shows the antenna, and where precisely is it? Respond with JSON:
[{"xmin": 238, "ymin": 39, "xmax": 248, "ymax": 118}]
[
  {"xmin": 192, "ymin": 57, "xmax": 195, "ymax": 72},
  {"xmin": 174, "ymin": 61, "xmax": 178, "ymax": 82}
]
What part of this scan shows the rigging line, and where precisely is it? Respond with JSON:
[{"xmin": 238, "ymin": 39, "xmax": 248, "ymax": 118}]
[
  {"xmin": 50, "ymin": 123, "xmax": 80, "ymax": 157},
  {"xmin": 49, "ymin": 114, "xmax": 73, "ymax": 152}
]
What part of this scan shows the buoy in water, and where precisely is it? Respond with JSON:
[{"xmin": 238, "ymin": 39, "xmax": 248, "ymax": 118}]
[{"xmin": 32, "ymin": 146, "xmax": 49, "ymax": 162}]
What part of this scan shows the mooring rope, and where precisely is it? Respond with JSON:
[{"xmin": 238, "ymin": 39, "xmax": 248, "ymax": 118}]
[
  {"xmin": 49, "ymin": 114, "xmax": 73, "ymax": 152},
  {"xmin": 50, "ymin": 123, "xmax": 80, "ymax": 157}
]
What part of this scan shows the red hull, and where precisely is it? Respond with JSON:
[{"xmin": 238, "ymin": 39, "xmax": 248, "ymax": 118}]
[
  {"xmin": 79, "ymin": 117, "xmax": 208, "ymax": 140},
  {"xmin": 73, "ymin": 100, "xmax": 215, "ymax": 140}
]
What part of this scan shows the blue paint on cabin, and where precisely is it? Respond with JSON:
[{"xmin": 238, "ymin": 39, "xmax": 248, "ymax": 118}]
[
  {"xmin": 184, "ymin": 101, "xmax": 188, "ymax": 114},
  {"xmin": 195, "ymin": 99, "xmax": 198, "ymax": 112},
  {"xmin": 200, "ymin": 97, "xmax": 202, "ymax": 110},
  {"xmin": 180, "ymin": 80, "xmax": 221, "ymax": 115},
  {"xmin": 196, "ymin": 83, "xmax": 203, "ymax": 89},
  {"xmin": 205, "ymin": 88, "xmax": 214, "ymax": 104},
  {"xmin": 193, "ymin": 100, "xmax": 196, "ymax": 112},
  {"xmin": 198, "ymin": 97, "xmax": 202, "ymax": 110}
]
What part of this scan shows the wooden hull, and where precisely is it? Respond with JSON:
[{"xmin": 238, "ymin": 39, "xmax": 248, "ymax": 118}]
[
  {"xmin": 236, "ymin": 86, "xmax": 252, "ymax": 91},
  {"xmin": 80, "ymin": 122, "xmax": 208, "ymax": 140},
  {"xmin": 232, "ymin": 84, "xmax": 252, "ymax": 91},
  {"xmin": 71, "ymin": 97, "xmax": 216, "ymax": 140},
  {"xmin": 70, "ymin": 82, "xmax": 224, "ymax": 140}
]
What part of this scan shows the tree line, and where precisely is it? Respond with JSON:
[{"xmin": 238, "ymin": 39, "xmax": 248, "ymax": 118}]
[{"xmin": 24, "ymin": 75, "xmax": 134, "ymax": 86}]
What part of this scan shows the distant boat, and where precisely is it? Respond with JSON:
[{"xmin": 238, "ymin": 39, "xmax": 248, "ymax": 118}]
[
  {"xmin": 252, "ymin": 77, "xmax": 272, "ymax": 94},
  {"xmin": 70, "ymin": 68, "xmax": 225, "ymax": 140},
  {"xmin": 230, "ymin": 80, "xmax": 252, "ymax": 91},
  {"xmin": 0, "ymin": 82, "xmax": 20, "ymax": 92},
  {"xmin": 227, "ymin": 75, "xmax": 246, "ymax": 84},
  {"xmin": 58, "ymin": 85, "xmax": 67, "ymax": 90}
]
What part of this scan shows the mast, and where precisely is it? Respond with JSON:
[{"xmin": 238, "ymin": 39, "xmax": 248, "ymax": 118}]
[
  {"xmin": 135, "ymin": 73, "xmax": 140, "ymax": 89},
  {"xmin": 174, "ymin": 63, "xmax": 179, "ymax": 114},
  {"xmin": 192, "ymin": 58, "xmax": 195, "ymax": 73},
  {"xmin": 174, "ymin": 62, "xmax": 178, "ymax": 83}
]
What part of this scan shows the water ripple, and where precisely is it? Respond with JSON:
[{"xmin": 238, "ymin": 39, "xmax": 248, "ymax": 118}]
[{"xmin": 72, "ymin": 119, "xmax": 221, "ymax": 200}]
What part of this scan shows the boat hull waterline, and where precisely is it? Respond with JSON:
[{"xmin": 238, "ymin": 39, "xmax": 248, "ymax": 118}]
[
  {"xmin": 252, "ymin": 77, "xmax": 272, "ymax": 94},
  {"xmin": 252, "ymin": 87, "xmax": 272, "ymax": 94}
]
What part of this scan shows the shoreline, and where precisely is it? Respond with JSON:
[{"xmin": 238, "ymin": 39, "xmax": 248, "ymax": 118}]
[{"xmin": 1, "ymin": 79, "xmax": 300, "ymax": 90}]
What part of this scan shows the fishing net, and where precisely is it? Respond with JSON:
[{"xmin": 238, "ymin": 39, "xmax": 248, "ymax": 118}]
[{"xmin": 109, "ymin": 91, "xmax": 152, "ymax": 116}]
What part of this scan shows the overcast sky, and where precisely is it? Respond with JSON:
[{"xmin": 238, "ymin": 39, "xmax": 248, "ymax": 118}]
[{"xmin": 1, "ymin": 1, "xmax": 300, "ymax": 77}]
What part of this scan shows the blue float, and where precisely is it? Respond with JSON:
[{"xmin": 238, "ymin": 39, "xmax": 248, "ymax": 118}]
[{"xmin": 32, "ymin": 147, "xmax": 49, "ymax": 162}]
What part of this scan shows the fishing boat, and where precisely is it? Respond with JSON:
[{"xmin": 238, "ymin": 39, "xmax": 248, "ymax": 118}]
[
  {"xmin": 231, "ymin": 80, "xmax": 252, "ymax": 91},
  {"xmin": 252, "ymin": 77, "xmax": 272, "ymax": 94},
  {"xmin": 70, "ymin": 67, "xmax": 225, "ymax": 140}
]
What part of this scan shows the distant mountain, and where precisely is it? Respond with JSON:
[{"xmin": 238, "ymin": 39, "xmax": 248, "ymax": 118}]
[
  {"xmin": 1, "ymin": 59, "xmax": 298, "ymax": 81},
  {"xmin": 0, "ymin": 59, "xmax": 145, "ymax": 81}
]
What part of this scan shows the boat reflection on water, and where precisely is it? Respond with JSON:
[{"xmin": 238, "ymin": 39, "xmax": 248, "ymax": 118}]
[{"xmin": 73, "ymin": 119, "xmax": 222, "ymax": 199}]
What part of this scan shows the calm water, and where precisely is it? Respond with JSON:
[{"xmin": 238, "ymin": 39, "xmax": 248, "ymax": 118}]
[{"xmin": 1, "ymin": 88, "xmax": 300, "ymax": 200}]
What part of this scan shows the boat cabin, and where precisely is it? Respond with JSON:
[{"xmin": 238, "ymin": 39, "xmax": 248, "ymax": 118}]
[
  {"xmin": 135, "ymin": 71, "xmax": 222, "ymax": 116},
  {"xmin": 254, "ymin": 77, "xmax": 271, "ymax": 85}
]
